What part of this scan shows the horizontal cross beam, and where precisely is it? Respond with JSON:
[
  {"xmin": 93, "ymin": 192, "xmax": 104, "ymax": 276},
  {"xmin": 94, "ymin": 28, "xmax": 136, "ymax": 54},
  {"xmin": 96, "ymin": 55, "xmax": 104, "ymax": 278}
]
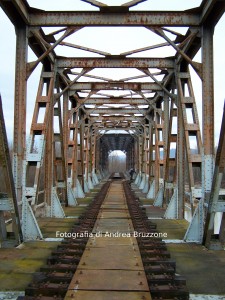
[
  {"xmin": 29, "ymin": 11, "xmax": 200, "ymax": 27},
  {"xmin": 77, "ymin": 97, "xmax": 151, "ymax": 104},
  {"xmin": 87, "ymin": 108, "xmax": 147, "ymax": 114},
  {"xmin": 2, "ymin": 1, "xmax": 224, "ymax": 29},
  {"xmin": 90, "ymin": 116, "xmax": 145, "ymax": 122},
  {"xmin": 57, "ymin": 57, "xmax": 174, "ymax": 69},
  {"xmin": 69, "ymin": 82, "xmax": 162, "ymax": 91}
]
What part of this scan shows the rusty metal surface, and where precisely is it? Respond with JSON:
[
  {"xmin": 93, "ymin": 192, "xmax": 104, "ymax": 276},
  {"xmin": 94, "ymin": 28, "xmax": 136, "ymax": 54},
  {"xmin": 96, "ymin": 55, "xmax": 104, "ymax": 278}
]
[
  {"xmin": 83, "ymin": 97, "xmax": 149, "ymax": 104},
  {"xmin": 29, "ymin": 11, "xmax": 200, "ymax": 27},
  {"xmin": 65, "ymin": 290, "xmax": 152, "ymax": 300},
  {"xmin": 68, "ymin": 269, "xmax": 149, "ymax": 291},
  {"xmin": 69, "ymin": 82, "xmax": 161, "ymax": 91},
  {"xmin": 87, "ymin": 108, "xmax": 148, "ymax": 115},
  {"xmin": 87, "ymin": 236, "xmax": 138, "ymax": 246},
  {"xmin": 97, "ymin": 210, "xmax": 130, "ymax": 219},
  {"xmin": 57, "ymin": 57, "xmax": 174, "ymax": 69},
  {"xmin": 123, "ymin": 181, "xmax": 189, "ymax": 299},
  {"xmin": 0, "ymin": 95, "xmax": 23, "ymax": 246},
  {"xmin": 100, "ymin": 204, "xmax": 128, "ymax": 209},
  {"xmin": 93, "ymin": 218, "xmax": 133, "ymax": 233},
  {"xmin": 65, "ymin": 182, "xmax": 150, "ymax": 297},
  {"xmin": 78, "ymin": 245, "xmax": 143, "ymax": 269}
]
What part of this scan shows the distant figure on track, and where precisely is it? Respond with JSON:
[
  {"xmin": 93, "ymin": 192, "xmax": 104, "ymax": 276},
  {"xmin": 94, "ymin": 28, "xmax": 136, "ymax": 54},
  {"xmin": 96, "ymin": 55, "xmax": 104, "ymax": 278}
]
[{"xmin": 129, "ymin": 168, "xmax": 136, "ymax": 181}]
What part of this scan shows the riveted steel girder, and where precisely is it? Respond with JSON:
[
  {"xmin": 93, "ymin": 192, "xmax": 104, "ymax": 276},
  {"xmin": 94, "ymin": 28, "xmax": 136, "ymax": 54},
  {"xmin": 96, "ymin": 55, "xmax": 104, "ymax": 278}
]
[
  {"xmin": 0, "ymin": 0, "xmax": 223, "ymax": 44},
  {"xmin": 1, "ymin": 0, "xmax": 224, "ymax": 29},
  {"xmin": 86, "ymin": 108, "xmax": 147, "ymax": 114},
  {"xmin": 29, "ymin": 11, "xmax": 200, "ymax": 27},
  {"xmin": 2, "ymin": 0, "xmax": 223, "ymax": 29},
  {"xmin": 79, "ymin": 98, "xmax": 151, "ymax": 105},
  {"xmin": 90, "ymin": 116, "xmax": 145, "ymax": 122},
  {"xmin": 200, "ymin": 0, "xmax": 225, "ymax": 26},
  {"xmin": 0, "ymin": 0, "xmax": 29, "ymax": 26},
  {"xmin": 68, "ymin": 82, "xmax": 162, "ymax": 91},
  {"xmin": 57, "ymin": 57, "xmax": 174, "ymax": 69}
]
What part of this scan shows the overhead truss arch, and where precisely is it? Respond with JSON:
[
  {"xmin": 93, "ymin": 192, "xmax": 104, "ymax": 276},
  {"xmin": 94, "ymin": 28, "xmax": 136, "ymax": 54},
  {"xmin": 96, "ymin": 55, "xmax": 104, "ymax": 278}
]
[{"xmin": 0, "ymin": 0, "xmax": 225, "ymax": 249}]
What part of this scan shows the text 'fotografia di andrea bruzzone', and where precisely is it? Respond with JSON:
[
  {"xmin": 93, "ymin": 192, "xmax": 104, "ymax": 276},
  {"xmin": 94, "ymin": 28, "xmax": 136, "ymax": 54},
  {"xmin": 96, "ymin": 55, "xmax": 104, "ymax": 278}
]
[{"xmin": 56, "ymin": 231, "xmax": 168, "ymax": 239}]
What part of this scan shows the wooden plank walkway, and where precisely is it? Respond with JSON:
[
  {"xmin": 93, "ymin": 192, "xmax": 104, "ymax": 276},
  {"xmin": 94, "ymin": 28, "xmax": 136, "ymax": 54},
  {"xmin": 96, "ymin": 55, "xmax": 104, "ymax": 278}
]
[{"xmin": 65, "ymin": 181, "xmax": 152, "ymax": 300}]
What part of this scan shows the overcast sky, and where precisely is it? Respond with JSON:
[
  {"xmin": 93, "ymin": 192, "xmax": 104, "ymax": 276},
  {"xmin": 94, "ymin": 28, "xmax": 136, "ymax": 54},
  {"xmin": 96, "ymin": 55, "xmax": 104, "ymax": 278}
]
[{"xmin": 0, "ymin": 0, "xmax": 225, "ymax": 146}]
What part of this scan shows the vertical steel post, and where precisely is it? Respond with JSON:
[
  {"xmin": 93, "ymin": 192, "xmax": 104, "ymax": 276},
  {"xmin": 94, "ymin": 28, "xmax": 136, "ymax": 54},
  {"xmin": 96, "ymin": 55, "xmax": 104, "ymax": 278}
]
[
  {"xmin": 154, "ymin": 112, "xmax": 160, "ymax": 195},
  {"xmin": 203, "ymin": 103, "xmax": 225, "ymax": 248},
  {"xmin": 13, "ymin": 26, "xmax": 27, "ymax": 204},
  {"xmin": 163, "ymin": 100, "xmax": 177, "ymax": 207},
  {"xmin": 134, "ymin": 137, "xmax": 138, "ymax": 172},
  {"xmin": 146, "ymin": 124, "xmax": 150, "ymax": 178},
  {"xmin": 79, "ymin": 113, "xmax": 85, "ymax": 190},
  {"xmin": 0, "ymin": 95, "xmax": 23, "ymax": 245},
  {"xmin": 63, "ymin": 91, "xmax": 69, "ymax": 182},
  {"xmin": 202, "ymin": 24, "xmax": 215, "ymax": 203},
  {"xmin": 95, "ymin": 132, "xmax": 100, "ymax": 173},
  {"xmin": 177, "ymin": 74, "xmax": 185, "ymax": 219},
  {"xmin": 44, "ymin": 83, "xmax": 54, "ymax": 207},
  {"xmin": 163, "ymin": 96, "xmax": 169, "ymax": 180}
]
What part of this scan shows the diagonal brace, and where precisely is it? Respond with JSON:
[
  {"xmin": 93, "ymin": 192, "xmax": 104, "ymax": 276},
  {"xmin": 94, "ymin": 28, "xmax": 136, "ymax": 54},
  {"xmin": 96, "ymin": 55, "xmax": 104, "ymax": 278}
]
[
  {"xmin": 121, "ymin": 0, "xmax": 148, "ymax": 8},
  {"xmin": 80, "ymin": 0, "xmax": 107, "ymax": 7},
  {"xmin": 26, "ymin": 27, "xmax": 82, "ymax": 79},
  {"xmin": 138, "ymin": 68, "xmax": 176, "ymax": 99},
  {"xmin": 148, "ymin": 27, "xmax": 202, "ymax": 79},
  {"xmin": 56, "ymin": 68, "xmax": 94, "ymax": 101}
]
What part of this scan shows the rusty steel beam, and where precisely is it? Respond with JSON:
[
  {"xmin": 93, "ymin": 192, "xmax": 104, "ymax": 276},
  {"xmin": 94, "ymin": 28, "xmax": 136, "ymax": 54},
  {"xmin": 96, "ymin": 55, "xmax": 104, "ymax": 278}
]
[
  {"xmin": 60, "ymin": 41, "xmax": 111, "ymax": 56},
  {"xmin": 0, "ymin": 0, "xmax": 29, "ymax": 26},
  {"xmin": 200, "ymin": 0, "xmax": 225, "ymax": 26},
  {"xmin": 13, "ymin": 26, "xmax": 28, "ymax": 203},
  {"xmin": 202, "ymin": 24, "xmax": 214, "ymax": 202},
  {"xmin": 57, "ymin": 57, "xmax": 174, "ymax": 69},
  {"xmin": 29, "ymin": 11, "xmax": 200, "ymax": 27},
  {"xmin": 175, "ymin": 28, "xmax": 201, "ymax": 67},
  {"xmin": 203, "ymin": 102, "xmax": 225, "ymax": 248},
  {"xmin": 86, "ymin": 108, "xmax": 148, "ymax": 114},
  {"xmin": 121, "ymin": 0, "xmax": 148, "ymax": 8},
  {"xmin": 69, "ymin": 71, "xmax": 113, "ymax": 82},
  {"xmin": 149, "ymin": 28, "xmax": 202, "ymax": 78},
  {"xmin": 97, "ymin": 126, "xmax": 138, "ymax": 130},
  {"xmin": 27, "ymin": 28, "xmax": 56, "ymax": 70},
  {"xmin": 81, "ymin": 0, "xmax": 107, "ymax": 8},
  {"xmin": 27, "ymin": 28, "xmax": 76, "ymax": 78},
  {"xmin": 79, "ymin": 97, "xmax": 150, "ymax": 105},
  {"xmin": 0, "ymin": 95, "xmax": 23, "ymax": 245},
  {"xmin": 69, "ymin": 82, "xmax": 162, "ymax": 91},
  {"xmin": 177, "ymin": 82, "xmax": 185, "ymax": 219},
  {"xmin": 121, "ymin": 41, "xmax": 173, "ymax": 56},
  {"xmin": 90, "ymin": 116, "xmax": 145, "ymax": 122},
  {"xmin": 2, "ymin": 0, "xmax": 224, "ymax": 29}
]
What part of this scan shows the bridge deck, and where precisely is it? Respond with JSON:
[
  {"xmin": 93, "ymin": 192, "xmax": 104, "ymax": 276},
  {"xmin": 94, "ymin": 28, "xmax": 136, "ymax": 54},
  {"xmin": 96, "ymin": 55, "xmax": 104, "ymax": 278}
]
[
  {"xmin": 64, "ymin": 181, "xmax": 151, "ymax": 300},
  {"xmin": 0, "ymin": 179, "xmax": 225, "ymax": 299}
]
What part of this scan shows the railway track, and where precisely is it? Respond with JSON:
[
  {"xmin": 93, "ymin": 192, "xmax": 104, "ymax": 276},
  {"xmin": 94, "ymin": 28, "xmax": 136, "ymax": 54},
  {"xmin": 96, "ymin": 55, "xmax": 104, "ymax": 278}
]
[{"xmin": 18, "ymin": 175, "xmax": 189, "ymax": 300}]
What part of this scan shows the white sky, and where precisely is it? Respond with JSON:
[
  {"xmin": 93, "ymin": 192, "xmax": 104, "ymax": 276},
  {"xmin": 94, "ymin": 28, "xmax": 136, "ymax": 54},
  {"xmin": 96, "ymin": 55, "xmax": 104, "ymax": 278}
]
[{"xmin": 0, "ymin": 0, "xmax": 225, "ymax": 146}]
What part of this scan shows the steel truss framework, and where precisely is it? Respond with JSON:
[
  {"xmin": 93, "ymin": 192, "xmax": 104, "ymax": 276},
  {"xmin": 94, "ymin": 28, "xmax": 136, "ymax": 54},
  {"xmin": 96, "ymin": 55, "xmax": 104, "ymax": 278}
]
[{"xmin": 0, "ymin": 0, "xmax": 225, "ymax": 248}]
